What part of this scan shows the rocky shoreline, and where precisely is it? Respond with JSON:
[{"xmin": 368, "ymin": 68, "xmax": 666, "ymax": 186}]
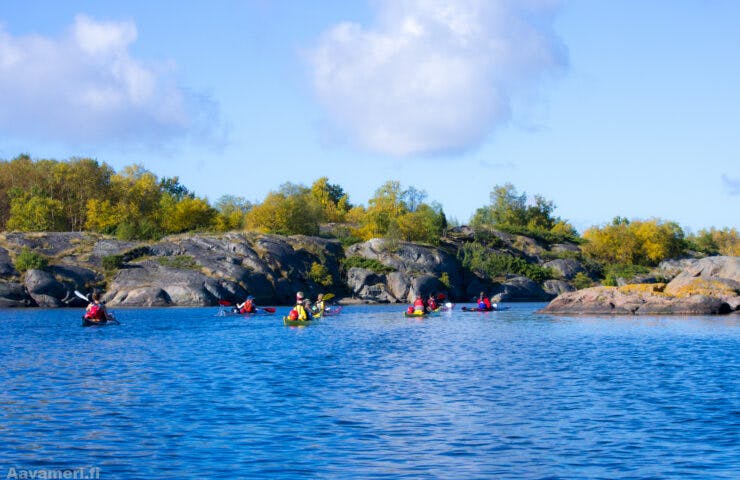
[
  {"xmin": 538, "ymin": 256, "xmax": 740, "ymax": 315},
  {"xmin": 1, "ymin": 231, "xmax": 738, "ymax": 314}
]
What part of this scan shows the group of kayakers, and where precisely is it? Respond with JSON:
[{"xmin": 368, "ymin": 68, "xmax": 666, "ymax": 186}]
[
  {"xmin": 286, "ymin": 291, "xmax": 328, "ymax": 321},
  {"xmin": 408, "ymin": 292, "xmax": 443, "ymax": 314},
  {"xmin": 86, "ymin": 288, "xmax": 497, "ymax": 325}
]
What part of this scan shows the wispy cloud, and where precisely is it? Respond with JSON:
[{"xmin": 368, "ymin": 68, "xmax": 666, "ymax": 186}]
[
  {"xmin": 0, "ymin": 15, "xmax": 218, "ymax": 147},
  {"xmin": 308, "ymin": 0, "xmax": 566, "ymax": 157},
  {"xmin": 722, "ymin": 174, "xmax": 740, "ymax": 195}
]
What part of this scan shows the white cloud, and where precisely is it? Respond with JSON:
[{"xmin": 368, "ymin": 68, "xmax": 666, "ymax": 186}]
[
  {"xmin": 0, "ymin": 15, "xmax": 215, "ymax": 146},
  {"xmin": 308, "ymin": 0, "xmax": 566, "ymax": 156}
]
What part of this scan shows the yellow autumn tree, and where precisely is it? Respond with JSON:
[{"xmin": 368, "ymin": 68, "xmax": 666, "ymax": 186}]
[
  {"xmin": 583, "ymin": 217, "xmax": 686, "ymax": 266},
  {"xmin": 244, "ymin": 186, "xmax": 321, "ymax": 236}
]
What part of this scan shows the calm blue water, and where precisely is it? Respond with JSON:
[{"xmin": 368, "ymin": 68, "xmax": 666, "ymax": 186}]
[{"xmin": 0, "ymin": 304, "xmax": 738, "ymax": 479}]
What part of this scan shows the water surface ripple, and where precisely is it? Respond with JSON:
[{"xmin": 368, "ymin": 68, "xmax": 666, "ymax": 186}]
[{"xmin": 0, "ymin": 304, "xmax": 738, "ymax": 478}]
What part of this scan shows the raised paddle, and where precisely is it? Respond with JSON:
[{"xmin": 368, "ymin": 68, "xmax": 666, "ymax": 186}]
[
  {"xmin": 74, "ymin": 290, "xmax": 90, "ymax": 302},
  {"xmin": 322, "ymin": 293, "xmax": 335, "ymax": 302}
]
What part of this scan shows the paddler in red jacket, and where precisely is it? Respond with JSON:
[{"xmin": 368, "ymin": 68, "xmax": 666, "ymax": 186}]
[
  {"xmin": 477, "ymin": 292, "xmax": 492, "ymax": 310},
  {"xmin": 413, "ymin": 294, "xmax": 425, "ymax": 313}
]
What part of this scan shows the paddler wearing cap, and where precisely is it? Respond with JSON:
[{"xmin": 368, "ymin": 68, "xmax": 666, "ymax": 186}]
[
  {"xmin": 292, "ymin": 291, "xmax": 313, "ymax": 321},
  {"xmin": 237, "ymin": 295, "xmax": 256, "ymax": 314}
]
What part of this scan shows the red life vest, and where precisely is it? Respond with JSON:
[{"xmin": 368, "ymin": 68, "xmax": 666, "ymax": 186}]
[
  {"xmin": 85, "ymin": 304, "xmax": 105, "ymax": 320},
  {"xmin": 240, "ymin": 299, "xmax": 255, "ymax": 314},
  {"xmin": 483, "ymin": 297, "xmax": 492, "ymax": 309}
]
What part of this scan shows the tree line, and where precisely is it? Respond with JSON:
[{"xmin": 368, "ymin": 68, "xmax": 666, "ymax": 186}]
[{"xmin": 1, "ymin": 155, "xmax": 738, "ymax": 282}]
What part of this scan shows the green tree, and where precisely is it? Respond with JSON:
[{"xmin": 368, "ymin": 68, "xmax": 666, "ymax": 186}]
[
  {"xmin": 214, "ymin": 195, "xmax": 252, "ymax": 232},
  {"xmin": 397, "ymin": 202, "xmax": 446, "ymax": 244},
  {"xmin": 14, "ymin": 247, "xmax": 48, "ymax": 272},
  {"xmin": 688, "ymin": 227, "xmax": 740, "ymax": 256}
]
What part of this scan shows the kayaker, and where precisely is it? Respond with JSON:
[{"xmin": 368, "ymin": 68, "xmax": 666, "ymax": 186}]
[
  {"xmin": 427, "ymin": 293, "xmax": 438, "ymax": 311},
  {"xmin": 293, "ymin": 292, "xmax": 313, "ymax": 321},
  {"xmin": 237, "ymin": 295, "xmax": 256, "ymax": 314},
  {"xmin": 312, "ymin": 293, "xmax": 325, "ymax": 317},
  {"xmin": 478, "ymin": 292, "xmax": 492, "ymax": 311},
  {"xmin": 84, "ymin": 291, "xmax": 108, "ymax": 323},
  {"xmin": 413, "ymin": 294, "xmax": 425, "ymax": 313}
]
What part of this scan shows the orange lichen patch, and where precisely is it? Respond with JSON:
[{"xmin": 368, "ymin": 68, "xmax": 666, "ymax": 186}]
[
  {"xmin": 618, "ymin": 283, "xmax": 667, "ymax": 295},
  {"xmin": 666, "ymin": 278, "xmax": 737, "ymax": 298}
]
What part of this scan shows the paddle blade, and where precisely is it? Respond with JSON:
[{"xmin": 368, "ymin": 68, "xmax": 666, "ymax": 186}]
[
  {"xmin": 218, "ymin": 300, "xmax": 232, "ymax": 306},
  {"xmin": 322, "ymin": 293, "xmax": 335, "ymax": 301},
  {"xmin": 262, "ymin": 307, "xmax": 276, "ymax": 313},
  {"xmin": 74, "ymin": 290, "xmax": 90, "ymax": 301}
]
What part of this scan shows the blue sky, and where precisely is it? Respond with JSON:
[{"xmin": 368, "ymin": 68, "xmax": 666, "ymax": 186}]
[{"xmin": 0, "ymin": 0, "xmax": 738, "ymax": 233}]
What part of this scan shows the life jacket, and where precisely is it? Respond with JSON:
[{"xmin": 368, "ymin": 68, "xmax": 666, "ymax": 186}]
[
  {"xmin": 483, "ymin": 297, "xmax": 492, "ymax": 310},
  {"xmin": 85, "ymin": 303, "xmax": 105, "ymax": 320},
  {"xmin": 288, "ymin": 309, "xmax": 299, "ymax": 320},
  {"xmin": 407, "ymin": 306, "xmax": 414, "ymax": 314},
  {"xmin": 240, "ymin": 299, "xmax": 255, "ymax": 314},
  {"xmin": 295, "ymin": 304, "xmax": 311, "ymax": 321},
  {"xmin": 413, "ymin": 298, "xmax": 424, "ymax": 311},
  {"xmin": 312, "ymin": 301, "xmax": 325, "ymax": 318},
  {"xmin": 427, "ymin": 299, "xmax": 437, "ymax": 310},
  {"xmin": 478, "ymin": 299, "xmax": 486, "ymax": 309}
]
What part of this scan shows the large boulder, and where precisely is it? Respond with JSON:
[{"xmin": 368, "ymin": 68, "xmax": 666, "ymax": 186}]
[
  {"xmin": 0, "ymin": 281, "xmax": 33, "ymax": 307},
  {"xmin": 539, "ymin": 284, "xmax": 733, "ymax": 315},
  {"xmin": 0, "ymin": 247, "xmax": 18, "ymax": 278},
  {"xmin": 345, "ymin": 239, "xmax": 464, "ymax": 301},
  {"xmin": 105, "ymin": 261, "xmax": 230, "ymax": 306},
  {"xmin": 2, "ymin": 232, "xmax": 99, "ymax": 257},
  {"xmin": 492, "ymin": 276, "xmax": 552, "ymax": 302},
  {"xmin": 24, "ymin": 269, "xmax": 67, "ymax": 307},
  {"xmin": 663, "ymin": 256, "xmax": 740, "ymax": 300},
  {"xmin": 98, "ymin": 233, "xmax": 347, "ymax": 306},
  {"xmin": 543, "ymin": 258, "xmax": 584, "ymax": 280},
  {"xmin": 346, "ymin": 268, "xmax": 397, "ymax": 303},
  {"xmin": 543, "ymin": 279, "xmax": 574, "ymax": 297}
]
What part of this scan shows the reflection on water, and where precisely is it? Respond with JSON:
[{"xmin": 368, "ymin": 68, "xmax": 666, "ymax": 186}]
[{"xmin": 0, "ymin": 304, "xmax": 738, "ymax": 478}]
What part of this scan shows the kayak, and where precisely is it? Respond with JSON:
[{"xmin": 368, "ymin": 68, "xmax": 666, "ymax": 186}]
[
  {"xmin": 283, "ymin": 316, "xmax": 315, "ymax": 326},
  {"xmin": 316, "ymin": 305, "xmax": 342, "ymax": 318},
  {"xmin": 461, "ymin": 306, "xmax": 510, "ymax": 312},
  {"xmin": 82, "ymin": 312, "xmax": 119, "ymax": 327},
  {"xmin": 215, "ymin": 306, "xmax": 276, "ymax": 317},
  {"xmin": 404, "ymin": 308, "xmax": 442, "ymax": 318}
]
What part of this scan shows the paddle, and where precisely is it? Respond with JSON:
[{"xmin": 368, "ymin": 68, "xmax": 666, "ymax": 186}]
[
  {"xmin": 222, "ymin": 298, "xmax": 276, "ymax": 314},
  {"xmin": 322, "ymin": 293, "xmax": 335, "ymax": 302},
  {"xmin": 74, "ymin": 290, "xmax": 90, "ymax": 302}
]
